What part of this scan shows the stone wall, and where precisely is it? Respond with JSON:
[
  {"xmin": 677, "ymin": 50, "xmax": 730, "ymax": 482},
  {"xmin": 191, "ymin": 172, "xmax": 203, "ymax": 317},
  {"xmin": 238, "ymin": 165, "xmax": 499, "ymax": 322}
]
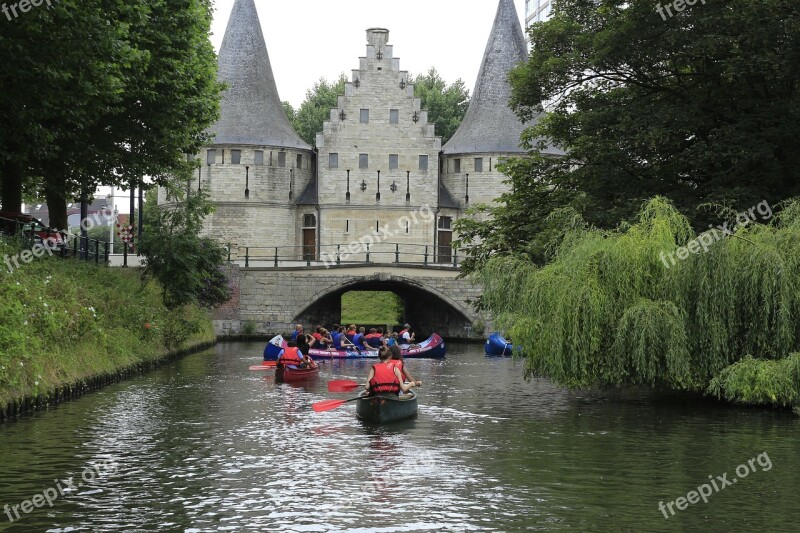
[
  {"xmin": 440, "ymin": 152, "xmax": 516, "ymax": 211},
  {"xmin": 158, "ymin": 144, "xmax": 314, "ymax": 253}
]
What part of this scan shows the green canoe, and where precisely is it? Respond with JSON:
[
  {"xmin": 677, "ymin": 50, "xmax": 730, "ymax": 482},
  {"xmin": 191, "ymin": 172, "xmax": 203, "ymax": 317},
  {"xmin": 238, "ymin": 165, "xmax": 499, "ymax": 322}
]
[{"xmin": 355, "ymin": 391, "xmax": 418, "ymax": 423}]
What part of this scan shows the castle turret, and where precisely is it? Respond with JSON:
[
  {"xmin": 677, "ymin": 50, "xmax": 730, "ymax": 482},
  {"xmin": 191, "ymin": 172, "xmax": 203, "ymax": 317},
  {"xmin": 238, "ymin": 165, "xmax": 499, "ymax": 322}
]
[
  {"xmin": 443, "ymin": 0, "xmax": 528, "ymax": 156},
  {"xmin": 440, "ymin": 0, "xmax": 559, "ymax": 215},
  {"xmin": 213, "ymin": 0, "xmax": 308, "ymax": 150},
  {"xmin": 163, "ymin": 0, "xmax": 314, "ymax": 256}
]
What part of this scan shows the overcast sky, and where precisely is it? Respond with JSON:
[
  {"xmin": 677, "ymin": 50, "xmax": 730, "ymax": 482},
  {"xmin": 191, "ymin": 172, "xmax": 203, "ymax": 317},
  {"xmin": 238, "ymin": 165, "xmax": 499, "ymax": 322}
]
[{"xmin": 210, "ymin": 0, "xmax": 527, "ymax": 108}]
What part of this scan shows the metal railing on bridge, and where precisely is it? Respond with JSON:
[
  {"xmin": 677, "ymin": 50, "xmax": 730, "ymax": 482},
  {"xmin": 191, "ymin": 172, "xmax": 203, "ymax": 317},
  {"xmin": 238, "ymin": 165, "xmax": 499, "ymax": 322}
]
[{"xmin": 226, "ymin": 243, "xmax": 461, "ymax": 269}]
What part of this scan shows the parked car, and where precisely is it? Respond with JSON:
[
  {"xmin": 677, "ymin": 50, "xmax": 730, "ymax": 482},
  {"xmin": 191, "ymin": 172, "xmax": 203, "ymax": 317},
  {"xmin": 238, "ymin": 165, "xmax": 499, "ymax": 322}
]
[{"xmin": 0, "ymin": 211, "xmax": 69, "ymax": 251}]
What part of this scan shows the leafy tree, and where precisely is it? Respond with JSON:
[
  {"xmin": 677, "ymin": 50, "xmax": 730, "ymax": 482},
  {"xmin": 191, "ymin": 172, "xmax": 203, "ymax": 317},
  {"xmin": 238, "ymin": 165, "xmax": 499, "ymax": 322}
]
[
  {"xmin": 478, "ymin": 197, "xmax": 800, "ymax": 408},
  {"xmin": 411, "ymin": 68, "xmax": 470, "ymax": 145},
  {"xmin": 291, "ymin": 75, "xmax": 348, "ymax": 146},
  {"xmin": 0, "ymin": 0, "xmax": 222, "ymax": 232},
  {"xmin": 283, "ymin": 101, "xmax": 296, "ymax": 123},
  {"xmin": 139, "ymin": 180, "xmax": 230, "ymax": 310},
  {"xmin": 507, "ymin": 0, "xmax": 800, "ymax": 231}
]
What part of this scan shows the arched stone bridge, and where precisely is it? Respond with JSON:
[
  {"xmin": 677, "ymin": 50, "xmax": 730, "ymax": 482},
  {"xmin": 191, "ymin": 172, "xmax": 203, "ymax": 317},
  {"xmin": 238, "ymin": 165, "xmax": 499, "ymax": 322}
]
[{"xmin": 213, "ymin": 264, "xmax": 487, "ymax": 340}]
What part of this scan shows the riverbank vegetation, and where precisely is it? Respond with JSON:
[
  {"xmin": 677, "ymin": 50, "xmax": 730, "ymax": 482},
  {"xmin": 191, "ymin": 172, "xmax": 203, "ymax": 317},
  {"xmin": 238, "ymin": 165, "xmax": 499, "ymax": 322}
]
[
  {"xmin": 476, "ymin": 198, "xmax": 800, "ymax": 408},
  {"xmin": 0, "ymin": 238, "xmax": 214, "ymax": 408},
  {"xmin": 457, "ymin": 1, "xmax": 800, "ymax": 410}
]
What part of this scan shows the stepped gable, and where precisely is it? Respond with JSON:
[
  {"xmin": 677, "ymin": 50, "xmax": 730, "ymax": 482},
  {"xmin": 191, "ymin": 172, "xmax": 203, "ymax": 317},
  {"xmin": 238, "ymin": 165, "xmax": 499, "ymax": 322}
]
[
  {"xmin": 210, "ymin": 0, "xmax": 309, "ymax": 150},
  {"xmin": 442, "ymin": 0, "xmax": 529, "ymax": 155}
]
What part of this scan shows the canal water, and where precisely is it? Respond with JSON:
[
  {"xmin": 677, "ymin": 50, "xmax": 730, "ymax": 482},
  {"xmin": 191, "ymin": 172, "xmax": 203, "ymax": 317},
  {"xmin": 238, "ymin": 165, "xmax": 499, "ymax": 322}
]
[{"xmin": 0, "ymin": 342, "xmax": 797, "ymax": 532}]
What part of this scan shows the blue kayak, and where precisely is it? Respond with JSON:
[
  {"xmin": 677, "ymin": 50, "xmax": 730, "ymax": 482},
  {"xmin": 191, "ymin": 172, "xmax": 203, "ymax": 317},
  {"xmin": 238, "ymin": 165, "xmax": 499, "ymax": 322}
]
[{"xmin": 485, "ymin": 332, "xmax": 514, "ymax": 356}]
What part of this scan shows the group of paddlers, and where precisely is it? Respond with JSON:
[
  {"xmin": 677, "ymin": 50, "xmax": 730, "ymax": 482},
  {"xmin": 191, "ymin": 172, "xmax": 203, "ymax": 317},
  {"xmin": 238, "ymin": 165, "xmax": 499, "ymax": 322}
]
[
  {"xmin": 273, "ymin": 323, "xmax": 422, "ymax": 396},
  {"xmin": 290, "ymin": 323, "xmax": 417, "ymax": 352}
]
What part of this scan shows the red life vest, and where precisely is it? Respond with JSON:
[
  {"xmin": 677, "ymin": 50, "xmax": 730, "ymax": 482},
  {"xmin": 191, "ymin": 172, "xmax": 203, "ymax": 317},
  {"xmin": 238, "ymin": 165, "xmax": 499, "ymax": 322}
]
[
  {"xmin": 369, "ymin": 362, "xmax": 400, "ymax": 394},
  {"xmin": 279, "ymin": 346, "xmax": 303, "ymax": 366},
  {"xmin": 387, "ymin": 359, "xmax": 404, "ymax": 373}
]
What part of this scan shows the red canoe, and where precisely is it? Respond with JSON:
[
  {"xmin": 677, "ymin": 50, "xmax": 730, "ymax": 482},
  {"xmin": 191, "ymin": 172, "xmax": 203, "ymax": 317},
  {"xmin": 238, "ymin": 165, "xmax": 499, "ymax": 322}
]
[{"xmin": 275, "ymin": 365, "xmax": 320, "ymax": 383}]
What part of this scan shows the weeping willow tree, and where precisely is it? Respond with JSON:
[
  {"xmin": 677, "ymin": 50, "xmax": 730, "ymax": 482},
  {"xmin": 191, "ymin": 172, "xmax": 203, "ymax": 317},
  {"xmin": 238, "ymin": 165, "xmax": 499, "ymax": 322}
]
[{"xmin": 477, "ymin": 197, "xmax": 800, "ymax": 408}]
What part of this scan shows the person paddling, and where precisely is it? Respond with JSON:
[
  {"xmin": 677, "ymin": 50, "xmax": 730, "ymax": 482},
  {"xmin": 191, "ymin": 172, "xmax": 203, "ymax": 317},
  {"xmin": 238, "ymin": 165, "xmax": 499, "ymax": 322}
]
[
  {"xmin": 388, "ymin": 344, "xmax": 421, "ymax": 387},
  {"xmin": 365, "ymin": 346, "xmax": 418, "ymax": 395},
  {"xmin": 277, "ymin": 340, "xmax": 315, "ymax": 369}
]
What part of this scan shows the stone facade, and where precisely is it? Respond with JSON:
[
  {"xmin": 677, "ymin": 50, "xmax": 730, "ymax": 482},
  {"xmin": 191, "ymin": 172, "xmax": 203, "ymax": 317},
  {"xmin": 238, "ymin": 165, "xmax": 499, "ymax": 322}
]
[{"xmin": 314, "ymin": 28, "xmax": 442, "ymax": 259}]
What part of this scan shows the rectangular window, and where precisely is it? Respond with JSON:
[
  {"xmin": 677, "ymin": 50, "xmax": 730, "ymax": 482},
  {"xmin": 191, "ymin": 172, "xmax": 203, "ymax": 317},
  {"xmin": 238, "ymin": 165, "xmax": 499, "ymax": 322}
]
[
  {"xmin": 206, "ymin": 149, "xmax": 216, "ymax": 165},
  {"xmin": 254, "ymin": 150, "xmax": 264, "ymax": 166},
  {"xmin": 438, "ymin": 216, "xmax": 452, "ymax": 230},
  {"xmin": 278, "ymin": 152, "xmax": 286, "ymax": 167},
  {"xmin": 345, "ymin": 220, "xmax": 350, "ymax": 234},
  {"xmin": 453, "ymin": 158, "xmax": 461, "ymax": 173},
  {"xmin": 329, "ymin": 153, "xmax": 339, "ymax": 169},
  {"xmin": 231, "ymin": 150, "xmax": 241, "ymax": 165},
  {"xmin": 419, "ymin": 155, "xmax": 429, "ymax": 171},
  {"xmin": 303, "ymin": 214, "xmax": 316, "ymax": 227},
  {"xmin": 389, "ymin": 154, "xmax": 399, "ymax": 170},
  {"xmin": 297, "ymin": 154, "xmax": 303, "ymax": 169},
  {"xmin": 390, "ymin": 109, "xmax": 399, "ymax": 124},
  {"xmin": 474, "ymin": 157, "xmax": 483, "ymax": 172},
  {"xmin": 359, "ymin": 153, "xmax": 369, "ymax": 169},
  {"xmin": 360, "ymin": 109, "xmax": 369, "ymax": 124}
]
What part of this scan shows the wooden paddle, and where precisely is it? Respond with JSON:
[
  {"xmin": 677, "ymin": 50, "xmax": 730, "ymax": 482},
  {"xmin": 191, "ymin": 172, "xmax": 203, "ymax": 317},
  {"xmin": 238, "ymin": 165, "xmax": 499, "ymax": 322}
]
[
  {"xmin": 312, "ymin": 397, "xmax": 361, "ymax": 413},
  {"xmin": 328, "ymin": 379, "xmax": 362, "ymax": 392}
]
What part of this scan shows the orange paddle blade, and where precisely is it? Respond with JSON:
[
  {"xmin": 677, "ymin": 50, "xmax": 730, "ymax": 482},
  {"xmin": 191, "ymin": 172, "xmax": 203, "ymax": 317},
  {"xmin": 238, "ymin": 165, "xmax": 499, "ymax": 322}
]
[
  {"xmin": 312, "ymin": 399, "xmax": 348, "ymax": 413},
  {"xmin": 249, "ymin": 363, "xmax": 276, "ymax": 371},
  {"xmin": 327, "ymin": 380, "xmax": 361, "ymax": 392}
]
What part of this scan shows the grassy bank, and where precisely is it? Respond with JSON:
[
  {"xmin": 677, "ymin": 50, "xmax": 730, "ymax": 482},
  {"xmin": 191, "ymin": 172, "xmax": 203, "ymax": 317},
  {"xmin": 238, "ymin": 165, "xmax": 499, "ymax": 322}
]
[
  {"xmin": 341, "ymin": 291, "xmax": 403, "ymax": 325},
  {"xmin": 0, "ymin": 239, "xmax": 214, "ymax": 409}
]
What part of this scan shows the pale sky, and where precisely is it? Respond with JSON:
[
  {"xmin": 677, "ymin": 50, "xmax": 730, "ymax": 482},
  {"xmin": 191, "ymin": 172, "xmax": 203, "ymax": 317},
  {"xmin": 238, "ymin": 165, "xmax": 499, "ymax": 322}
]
[{"xmin": 210, "ymin": 0, "xmax": 528, "ymax": 108}]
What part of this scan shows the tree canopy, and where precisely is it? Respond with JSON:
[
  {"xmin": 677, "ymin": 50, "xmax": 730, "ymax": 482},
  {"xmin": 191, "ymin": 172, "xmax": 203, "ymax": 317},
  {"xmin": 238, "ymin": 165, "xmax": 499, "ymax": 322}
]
[
  {"xmin": 0, "ymin": 0, "xmax": 222, "ymax": 230},
  {"xmin": 290, "ymin": 75, "xmax": 349, "ymax": 147},
  {"xmin": 411, "ymin": 68, "xmax": 470, "ymax": 145},
  {"xmin": 510, "ymin": 0, "xmax": 800, "ymax": 230}
]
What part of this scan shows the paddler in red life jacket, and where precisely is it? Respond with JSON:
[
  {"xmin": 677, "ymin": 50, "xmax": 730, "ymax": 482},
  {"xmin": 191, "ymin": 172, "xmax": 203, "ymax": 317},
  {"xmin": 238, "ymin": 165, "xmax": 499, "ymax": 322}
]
[
  {"xmin": 365, "ymin": 347, "xmax": 419, "ymax": 395},
  {"xmin": 277, "ymin": 340, "xmax": 315, "ymax": 369},
  {"xmin": 387, "ymin": 344, "xmax": 421, "ymax": 386}
]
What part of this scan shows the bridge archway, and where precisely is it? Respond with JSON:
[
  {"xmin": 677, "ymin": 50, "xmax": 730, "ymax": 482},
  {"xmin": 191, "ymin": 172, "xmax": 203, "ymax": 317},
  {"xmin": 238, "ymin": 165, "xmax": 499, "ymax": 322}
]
[{"xmin": 291, "ymin": 274, "xmax": 473, "ymax": 339}]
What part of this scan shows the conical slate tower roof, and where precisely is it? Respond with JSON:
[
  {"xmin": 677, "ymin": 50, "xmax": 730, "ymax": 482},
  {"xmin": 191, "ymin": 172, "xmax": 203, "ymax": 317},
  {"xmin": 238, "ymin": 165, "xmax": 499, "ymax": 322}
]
[
  {"xmin": 443, "ymin": 0, "xmax": 528, "ymax": 155},
  {"xmin": 210, "ymin": 0, "xmax": 309, "ymax": 150}
]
